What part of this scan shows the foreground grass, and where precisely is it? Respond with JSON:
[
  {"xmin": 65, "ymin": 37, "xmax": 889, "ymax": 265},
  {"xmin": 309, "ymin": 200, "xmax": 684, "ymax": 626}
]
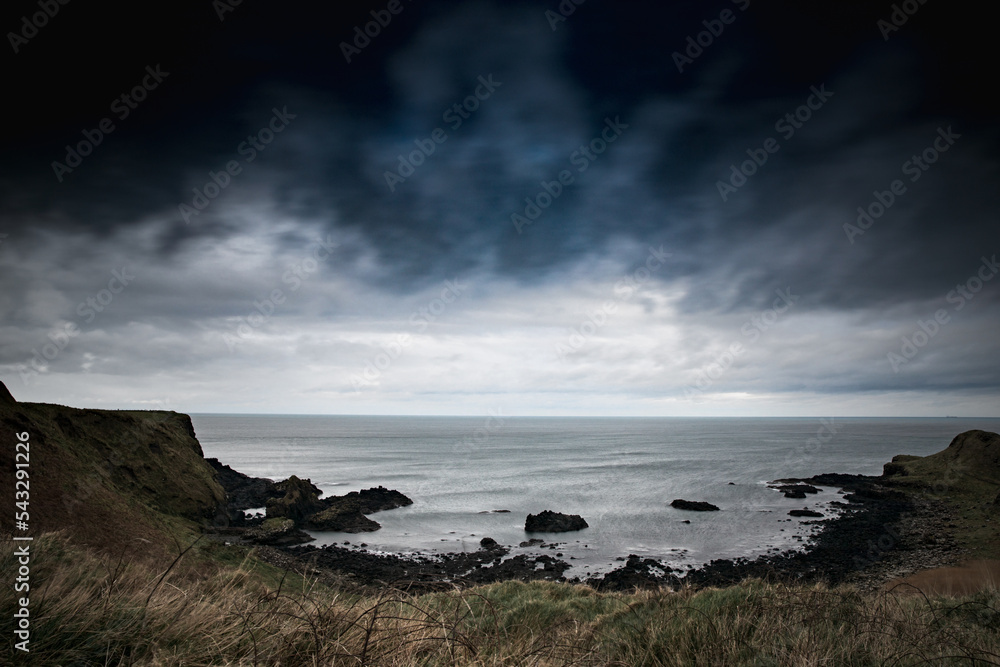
[{"xmin": 5, "ymin": 533, "xmax": 1000, "ymax": 665}]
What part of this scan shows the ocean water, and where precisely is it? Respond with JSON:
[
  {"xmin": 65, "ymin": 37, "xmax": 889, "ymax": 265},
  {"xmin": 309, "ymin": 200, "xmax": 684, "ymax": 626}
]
[{"xmin": 192, "ymin": 415, "xmax": 999, "ymax": 576}]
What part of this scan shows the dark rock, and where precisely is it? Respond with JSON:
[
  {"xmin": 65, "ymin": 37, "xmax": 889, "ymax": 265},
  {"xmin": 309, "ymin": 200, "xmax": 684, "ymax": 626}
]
[
  {"xmin": 881, "ymin": 462, "xmax": 909, "ymax": 477},
  {"xmin": 788, "ymin": 509, "xmax": 823, "ymax": 518},
  {"xmin": 206, "ymin": 458, "xmax": 279, "ymax": 510},
  {"xmin": 332, "ymin": 486, "xmax": 412, "ymax": 514},
  {"xmin": 519, "ymin": 538, "xmax": 545, "ymax": 547},
  {"xmin": 266, "ymin": 475, "xmax": 325, "ymax": 523},
  {"xmin": 306, "ymin": 500, "xmax": 381, "ymax": 532},
  {"xmin": 524, "ymin": 510, "xmax": 588, "ymax": 533},
  {"xmin": 681, "ymin": 520, "xmax": 691, "ymax": 524},
  {"xmin": 0, "ymin": 381, "xmax": 16, "ymax": 405},
  {"xmin": 245, "ymin": 518, "xmax": 314, "ymax": 546},
  {"xmin": 670, "ymin": 499, "xmax": 720, "ymax": 512},
  {"xmin": 770, "ymin": 484, "xmax": 821, "ymax": 497},
  {"xmin": 479, "ymin": 537, "xmax": 500, "ymax": 550},
  {"xmin": 589, "ymin": 555, "xmax": 680, "ymax": 592}
]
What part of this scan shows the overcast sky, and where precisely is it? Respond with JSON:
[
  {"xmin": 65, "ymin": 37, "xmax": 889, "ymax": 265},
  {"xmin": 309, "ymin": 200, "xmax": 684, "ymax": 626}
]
[{"xmin": 1, "ymin": 0, "xmax": 997, "ymax": 416}]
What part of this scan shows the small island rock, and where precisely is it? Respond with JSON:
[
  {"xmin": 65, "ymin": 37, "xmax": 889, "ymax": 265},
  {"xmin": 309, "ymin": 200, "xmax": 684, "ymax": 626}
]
[
  {"xmin": 525, "ymin": 510, "xmax": 589, "ymax": 533},
  {"xmin": 670, "ymin": 499, "xmax": 720, "ymax": 512}
]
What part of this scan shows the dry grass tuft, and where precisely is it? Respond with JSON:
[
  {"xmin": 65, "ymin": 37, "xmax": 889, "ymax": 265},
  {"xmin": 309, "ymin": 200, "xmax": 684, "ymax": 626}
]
[{"xmin": 5, "ymin": 532, "xmax": 1000, "ymax": 666}]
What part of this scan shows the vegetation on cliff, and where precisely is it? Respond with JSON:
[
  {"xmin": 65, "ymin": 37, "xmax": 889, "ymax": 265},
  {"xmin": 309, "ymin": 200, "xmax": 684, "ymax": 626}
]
[
  {"xmin": 4, "ymin": 532, "xmax": 999, "ymax": 665},
  {"xmin": 0, "ymin": 383, "xmax": 225, "ymax": 558}
]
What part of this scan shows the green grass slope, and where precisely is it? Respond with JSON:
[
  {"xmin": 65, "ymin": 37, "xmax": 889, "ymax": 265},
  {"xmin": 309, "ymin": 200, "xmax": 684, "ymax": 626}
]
[
  {"xmin": 0, "ymin": 381, "xmax": 226, "ymax": 557},
  {"xmin": 883, "ymin": 429, "xmax": 1000, "ymax": 558}
]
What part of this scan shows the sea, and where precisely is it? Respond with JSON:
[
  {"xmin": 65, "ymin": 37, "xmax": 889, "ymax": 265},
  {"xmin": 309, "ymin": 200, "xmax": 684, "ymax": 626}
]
[{"xmin": 192, "ymin": 415, "xmax": 999, "ymax": 577}]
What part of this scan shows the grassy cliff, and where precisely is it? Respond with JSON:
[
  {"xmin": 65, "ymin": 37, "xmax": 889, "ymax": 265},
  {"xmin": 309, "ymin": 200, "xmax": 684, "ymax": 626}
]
[
  {"xmin": 0, "ymin": 381, "xmax": 226, "ymax": 557},
  {"xmin": 883, "ymin": 429, "xmax": 1000, "ymax": 558}
]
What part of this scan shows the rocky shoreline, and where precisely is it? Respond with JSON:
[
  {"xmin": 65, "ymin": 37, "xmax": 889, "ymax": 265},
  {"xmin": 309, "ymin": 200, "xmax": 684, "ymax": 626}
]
[{"xmin": 207, "ymin": 462, "xmax": 969, "ymax": 593}]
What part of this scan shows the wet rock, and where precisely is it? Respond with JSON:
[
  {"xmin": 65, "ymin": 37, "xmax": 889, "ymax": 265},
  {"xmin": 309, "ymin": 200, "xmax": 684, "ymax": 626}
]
[
  {"xmin": 789, "ymin": 509, "xmax": 823, "ymax": 518},
  {"xmin": 266, "ymin": 475, "xmax": 325, "ymax": 522},
  {"xmin": 479, "ymin": 537, "xmax": 500, "ymax": 550},
  {"xmin": 769, "ymin": 484, "xmax": 821, "ymax": 499},
  {"xmin": 245, "ymin": 517, "xmax": 314, "ymax": 546},
  {"xmin": 670, "ymin": 499, "xmax": 720, "ymax": 512},
  {"xmin": 335, "ymin": 486, "xmax": 412, "ymax": 514},
  {"xmin": 525, "ymin": 510, "xmax": 588, "ymax": 533},
  {"xmin": 206, "ymin": 458, "xmax": 279, "ymax": 511},
  {"xmin": 307, "ymin": 500, "xmax": 381, "ymax": 532}
]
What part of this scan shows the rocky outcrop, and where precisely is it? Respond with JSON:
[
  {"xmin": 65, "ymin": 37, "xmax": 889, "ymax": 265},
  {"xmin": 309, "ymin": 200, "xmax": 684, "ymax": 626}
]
[
  {"xmin": 788, "ymin": 509, "xmax": 823, "ymax": 518},
  {"xmin": 266, "ymin": 475, "xmax": 325, "ymax": 522},
  {"xmin": 245, "ymin": 518, "xmax": 314, "ymax": 546},
  {"xmin": 340, "ymin": 486, "xmax": 413, "ymax": 514},
  {"xmin": 206, "ymin": 458, "xmax": 278, "ymax": 510},
  {"xmin": 0, "ymin": 381, "xmax": 16, "ymax": 406},
  {"xmin": 769, "ymin": 483, "xmax": 821, "ymax": 499},
  {"xmin": 670, "ymin": 499, "xmax": 720, "ymax": 512},
  {"xmin": 306, "ymin": 500, "xmax": 381, "ymax": 533},
  {"xmin": 301, "ymin": 486, "xmax": 413, "ymax": 532},
  {"xmin": 525, "ymin": 510, "xmax": 588, "ymax": 533},
  {"xmin": 882, "ymin": 454, "xmax": 921, "ymax": 477}
]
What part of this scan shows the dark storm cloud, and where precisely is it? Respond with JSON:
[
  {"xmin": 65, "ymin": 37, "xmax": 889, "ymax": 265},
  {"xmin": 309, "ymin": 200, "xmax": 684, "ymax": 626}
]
[
  {"xmin": 2, "ymin": 0, "xmax": 998, "ymax": 412},
  {"xmin": 6, "ymin": 0, "xmax": 995, "ymax": 303}
]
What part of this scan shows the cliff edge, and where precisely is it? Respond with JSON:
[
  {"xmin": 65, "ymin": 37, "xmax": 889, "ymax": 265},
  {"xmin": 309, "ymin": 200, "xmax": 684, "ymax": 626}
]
[{"xmin": 0, "ymin": 380, "xmax": 226, "ymax": 556}]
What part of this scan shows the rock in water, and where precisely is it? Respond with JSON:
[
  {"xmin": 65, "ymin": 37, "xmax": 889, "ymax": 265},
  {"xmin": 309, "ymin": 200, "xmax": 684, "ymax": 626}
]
[
  {"xmin": 307, "ymin": 502, "xmax": 381, "ymax": 532},
  {"xmin": 265, "ymin": 475, "xmax": 325, "ymax": 522},
  {"xmin": 524, "ymin": 510, "xmax": 588, "ymax": 533},
  {"xmin": 769, "ymin": 484, "xmax": 822, "ymax": 499},
  {"xmin": 342, "ymin": 486, "xmax": 413, "ymax": 514},
  {"xmin": 788, "ymin": 509, "xmax": 823, "ymax": 518},
  {"xmin": 670, "ymin": 499, "xmax": 720, "ymax": 512}
]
